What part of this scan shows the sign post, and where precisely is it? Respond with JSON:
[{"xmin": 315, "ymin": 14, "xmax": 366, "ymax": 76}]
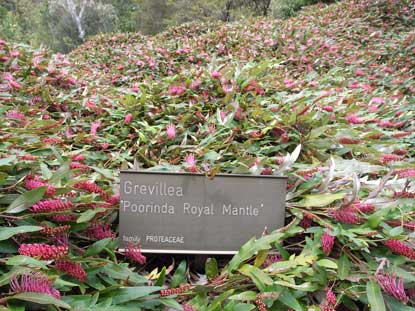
[{"xmin": 119, "ymin": 171, "xmax": 287, "ymax": 254}]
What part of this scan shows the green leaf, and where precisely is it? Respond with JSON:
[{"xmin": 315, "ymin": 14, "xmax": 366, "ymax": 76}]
[
  {"xmin": 50, "ymin": 161, "xmax": 70, "ymax": 184},
  {"xmin": 205, "ymin": 258, "xmax": 218, "ymax": 280},
  {"xmin": 84, "ymin": 238, "xmax": 112, "ymax": 257},
  {"xmin": 278, "ymin": 289, "xmax": 304, "ymax": 311},
  {"xmin": 338, "ymin": 252, "xmax": 350, "ymax": 280},
  {"xmin": 171, "ymin": 260, "xmax": 187, "ymax": 288},
  {"xmin": 105, "ymin": 286, "xmax": 162, "ymax": 304},
  {"xmin": 316, "ymin": 259, "xmax": 338, "ymax": 269},
  {"xmin": 77, "ymin": 208, "xmax": 106, "ymax": 223},
  {"xmin": 366, "ymin": 281, "xmax": 386, "ymax": 311},
  {"xmin": 228, "ymin": 231, "xmax": 289, "ymax": 272},
  {"xmin": 239, "ymin": 264, "xmax": 273, "ymax": 291},
  {"xmin": 384, "ymin": 295, "xmax": 414, "ymax": 311},
  {"xmin": 6, "ymin": 255, "xmax": 48, "ymax": 269},
  {"xmin": 9, "ymin": 293, "xmax": 71, "ymax": 309},
  {"xmin": 0, "ymin": 225, "xmax": 43, "ymax": 241},
  {"xmin": 229, "ymin": 291, "xmax": 257, "ymax": 301},
  {"xmin": 298, "ymin": 192, "xmax": 345, "ymax": 207},
  {"xmin": 254, "ymin": 250, "xmax": 268, "ymax": 267},
  {"xmin": 6, "ymin": 187, "xmax": 47, "ymax": 214},
  {"xmin": 155, "ymin": 266, "xmax": 166, "ymax": 287},
  {"xmin": 159, "ymin": 298, "xmax": 183, "ymax": 310},
  {"xmin": 273, "ymin": 281, "xmax": 318, "ymax": 292},
  {"xmin": 208, "ymin": 289, "xmax": 235, "ymax": 311}
]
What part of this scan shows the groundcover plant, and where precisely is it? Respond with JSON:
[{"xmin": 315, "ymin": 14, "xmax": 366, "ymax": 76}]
[{"xmin": 0, "ymin": 0, "xmax": 414, "ymax": 310}]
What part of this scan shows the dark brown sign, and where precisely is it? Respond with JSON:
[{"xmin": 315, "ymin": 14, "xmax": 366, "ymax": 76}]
[{"xmin": 119, "ymin": 171, "xmax": 287, "ymax": 254}]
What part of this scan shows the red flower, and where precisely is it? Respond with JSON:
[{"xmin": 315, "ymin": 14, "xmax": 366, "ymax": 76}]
[
  {"xmin": 86, "ymin": 222, "xmax": 115, "ymax": 240},
  {"xmin": 18, "ymin": 243, "xmax": 68, "ymax": 260},
  {"xmin": 124, "ymin": 113, "xmax": 133, "ymax": 124},
  {"xmin": 24, "ymin": 175, "xmax": 55, "ymax": 196},
  {"xmin": 329, "ymin": 207, "xmax": 361, "ymax": 224},
  {"xmin": 322, "ymin": 231, "xmax": 335, "ymax": 256},
  {"xmin": 125, "ymin": 242, "xmax": 146, "ymax": 265},
  {"xmin": 384, "ymin": 240, "xmax": 415, "ymax": 260},
  {"xmin": 10, "ymin": 272, "xmax": 60, "ymax": 299},
  {"xmin": 376, "ymin": 273, "xmax": 408, "ymax": 303},
  {"xmin": 31, "ymin": 199, "xmax": 73, "ymax": 213},
  {"xmin": 55, "ymin": 260, "xmax": 86, "ymax": 282}
]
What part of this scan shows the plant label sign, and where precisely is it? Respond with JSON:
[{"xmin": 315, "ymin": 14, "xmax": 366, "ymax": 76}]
[{"xmin": 119, "ymin": 171, "xmax": 287, "ymax": 254}]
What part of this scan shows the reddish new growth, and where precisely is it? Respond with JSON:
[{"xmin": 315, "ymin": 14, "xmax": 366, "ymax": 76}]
[
  {"xmin": 376, "ymin": 273, "xmax": 408, "ymax": 303},
  {"xmin": 31, "ymin": 199, "xmax": 73, "ymax": 213},
  {"xmin": 18, "ymin": 243, "xmax": 68, "ymax": 260},
  {"xmin": 86, "ymin": 222, "xmax": 115, "ymax": 240},
  {"xmin": 328, "ymin": 207, "xmax": 361, "ymax": 224},
  {"xmin": 24, "ymin": 175, "xmax": 55, "ymax": 196},
  {"xmin": 322, "ymin": 231, "xmax": 335, "ymax": 256},
  {"xmin": 255, "ymin": 294, "xmax": 268, "ymax": 311},
  {"xmin": 74, "ymin": 181, "xmax": 107, "ymax": 197},
  {"xmin": 160, "ymin": 284, "xmax": 192, "ymax": 297},
  {"xmin": 55, "ymin": 260, "xmax": 86, "ymax": 282},
  {"xmin": 125, "ymin": 242, "xmax": 146, "ymax": 265},
  {"xmin": 10, "ymin": 272, "xmax": 60, "ymax": 299},
  {"xmin": 384, "ymin": 240, "xmax": 415, "ymax": 260}
]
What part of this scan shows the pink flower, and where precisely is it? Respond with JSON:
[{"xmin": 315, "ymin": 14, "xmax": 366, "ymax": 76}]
[
  {"xmin": 210, "ymin": 71, "xmax": 222, "ymax": 78},
  {"xmin": 321, "ymin": 231, "xmax": 335, "ymax": 256},
  {"xmin": 355, "ymin": 69, "xmax": 364, "ymax": 76},
  {"xmin": 125, "ymin": 113, "xmax": 133, "ymax": 124},
  {"xmin": 6, "ymin": 110, "xmax": 26, "ymax": 120},
  {"xmin": 325, "ymin": 288, "xmax": 337, "ymax": 306},
  {"xmin": 328, "ymin": 207, "xmax": 361, "ymax": 224},
  {"xmin": 31, "ymin": 199, "xmax": 73, "ymax": 213},
  {"xmin": 18, "ymin": 243, "xmax": 68, "ymax": 260},
  {"xmin": 74, "ymin": 181, "xmax": 107, "ymax": 197},
  {"xmin": 168, "ymin": 85, "xmax": 186, "ymax": 96},
  {"xmin": 90, "ymin": 121, "xmax": 101, "ymax": 136},
  {"xmin": 125, "ymin": 242, "xmax": 146, "ymax": 264},
  {"xmin": 371, "ymin": 97, "xmax": 385, "ymax": 104},
  {"xmin": 185, "ymin": 154, "xmax": 197, "ymax": 172},
  {"xmin": 71, "ymin": 154, "xmax": 86, "ymax": 162},
  {"xmin": 86, "ymin": 222, "xmax": 115, "ymax": 240},
  {"xmin": 24, "ymin": 175, "xmax": 55, "ymax": 197},
  {"xmin": 345, "ymin": 113, "xmax": 364, "ymax": 124},
  {"xmin": 51, "ymin": 214, "xmax": 77, "ymax": 222},
  {"xmin": 70, "ymin": 162, "xmax": 90, "ymax": 172},
  {"xmin": 166, "ymin": 124, "xmax": 176, "ymax": 140},
  {"xmin": 106, "ymin": 193, "xmax": 120, "ymax": 205},
  {"xmin": 10, "ymin": 50, "xmax": 20, "ymax": 57},
  {"xmin": 56, "ymin": 260, "xmax": 86, "ymax": 282},
  {"xmin": 380, "ymin": 153, "xmax": 403, "ymax": 164},
  {"xmin": 384, "ymin": 240, "xmax": 415, "ymax": 260},
  {"xmin": 182, "ymin": 304, "xmax": 196, "ymax": 311},
  {"xmin": 376, "ymin": 273, "xmax": 408, "ymax": 303},
  {"xmin": 10, "ymin": 273, "xmax": 60, "ymax": 299},
  {"xmin": 3, "ymin": 73, "xmax": 21, "ymax": 90}
]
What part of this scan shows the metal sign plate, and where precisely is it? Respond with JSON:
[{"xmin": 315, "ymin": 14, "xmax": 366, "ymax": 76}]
[{"xmin": 119, "ymin": 171, "xmax": 287, "ymax": 254}]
